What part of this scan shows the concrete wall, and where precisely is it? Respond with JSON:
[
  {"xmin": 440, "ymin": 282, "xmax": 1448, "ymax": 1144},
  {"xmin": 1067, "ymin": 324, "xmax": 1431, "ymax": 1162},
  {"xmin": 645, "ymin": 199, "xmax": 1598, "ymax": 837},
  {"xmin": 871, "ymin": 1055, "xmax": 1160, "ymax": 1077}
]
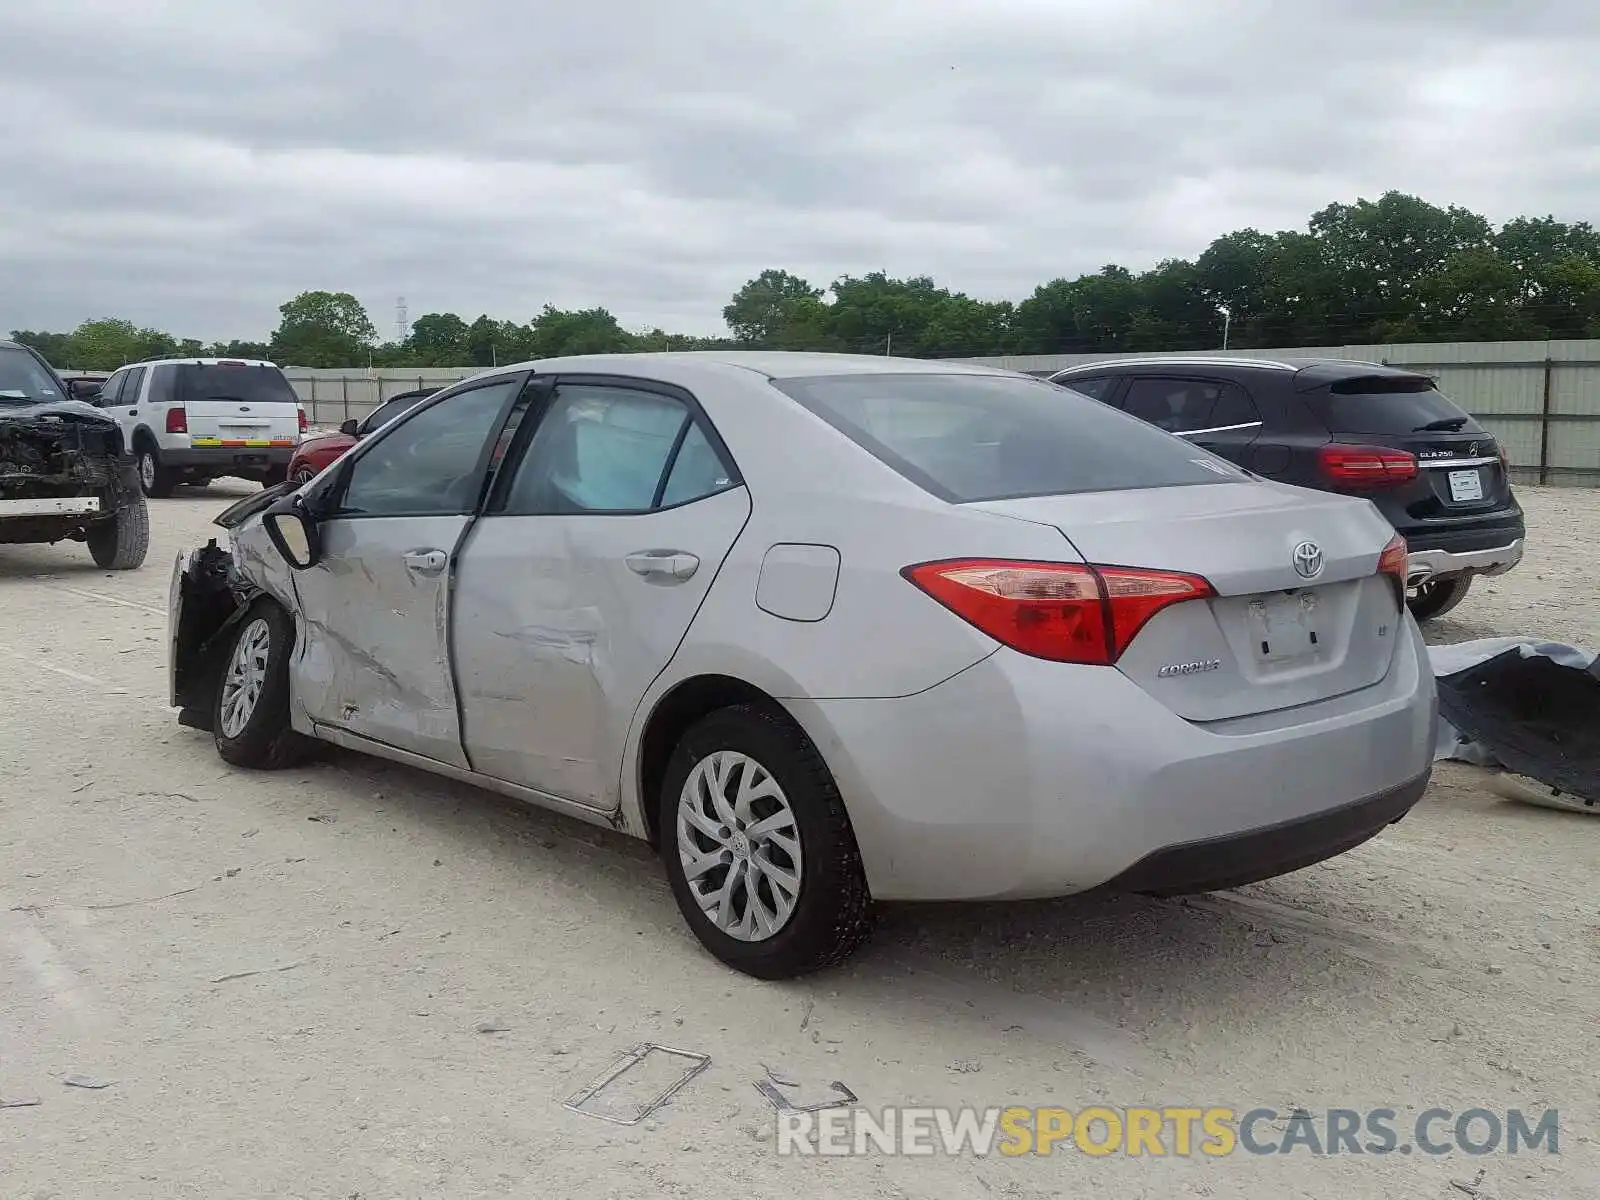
[{"xmin": 286, "ymin": 340, "xmax": 1600, "ymax": 487}]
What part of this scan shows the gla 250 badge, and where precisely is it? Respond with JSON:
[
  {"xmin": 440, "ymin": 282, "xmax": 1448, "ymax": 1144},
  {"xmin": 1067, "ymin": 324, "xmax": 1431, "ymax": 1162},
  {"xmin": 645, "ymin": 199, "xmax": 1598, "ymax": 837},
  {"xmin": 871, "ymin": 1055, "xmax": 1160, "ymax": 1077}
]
[{"xmin": 1157, "ymin": 659, "xmax": 1223, "ymax": 678}]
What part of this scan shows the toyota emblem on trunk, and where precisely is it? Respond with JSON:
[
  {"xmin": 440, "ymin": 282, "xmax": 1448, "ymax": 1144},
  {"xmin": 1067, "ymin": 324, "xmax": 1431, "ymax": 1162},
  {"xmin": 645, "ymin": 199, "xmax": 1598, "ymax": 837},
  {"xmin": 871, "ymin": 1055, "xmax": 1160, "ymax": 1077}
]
[{"xmin": 1292, "ymin": 540, "xmax": 1324, "ymax": 579}]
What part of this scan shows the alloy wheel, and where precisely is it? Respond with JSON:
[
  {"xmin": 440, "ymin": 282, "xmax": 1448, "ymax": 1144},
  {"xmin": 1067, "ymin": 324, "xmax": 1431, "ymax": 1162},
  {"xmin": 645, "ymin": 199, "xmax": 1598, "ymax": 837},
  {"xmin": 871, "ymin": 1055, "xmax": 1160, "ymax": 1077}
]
[
  {"xmin": 219, "ymin": 618, "xmax": 272, "ymax": 738},
  {"xmin": 676, "ymin": 750, "xmax": 803, "ymax": 942},
  {"xmin": 139, "ymin": 451, "xmax": 156, "ymax": 491}
]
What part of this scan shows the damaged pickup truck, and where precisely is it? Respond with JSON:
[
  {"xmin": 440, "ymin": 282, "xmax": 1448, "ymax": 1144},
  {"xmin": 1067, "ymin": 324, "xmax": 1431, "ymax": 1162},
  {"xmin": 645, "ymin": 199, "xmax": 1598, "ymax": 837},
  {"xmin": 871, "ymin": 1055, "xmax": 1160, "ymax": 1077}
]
[{"xmin": 0, "ymin": 340, "xmax": 149, "ymax": 570}]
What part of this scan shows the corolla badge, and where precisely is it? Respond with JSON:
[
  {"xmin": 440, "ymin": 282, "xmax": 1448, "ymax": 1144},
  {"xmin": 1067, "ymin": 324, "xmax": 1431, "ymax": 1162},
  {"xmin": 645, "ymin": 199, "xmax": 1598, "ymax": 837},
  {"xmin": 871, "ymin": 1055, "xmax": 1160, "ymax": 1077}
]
[
  {"xmin": 1157, "ymin": 659, "xmax": 1222, "ymax": 678},
  {"xmin": 1292, "ymin": 540, "xmax": 1325, "ymax": 579}
]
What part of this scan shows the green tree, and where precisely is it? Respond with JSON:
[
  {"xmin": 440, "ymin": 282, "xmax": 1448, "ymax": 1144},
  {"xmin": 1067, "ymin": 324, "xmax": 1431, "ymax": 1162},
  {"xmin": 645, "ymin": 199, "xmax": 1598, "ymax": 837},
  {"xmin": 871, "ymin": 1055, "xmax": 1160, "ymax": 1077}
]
[
  {"xmin": 9, "ymin": 329, "xmax": 75, "ymax": 366},
  {"xmin": 270, "ymin": 291, "xmax": 378, "ymax": 368},
  {"xmin": 526, "ymin": 305, "xmax": 635, "ymax": 357},
  {"xmin": 206, "ymin": 340, "xmax": 273, "ymax": 360},
  {"xmin": 60, "ymin": 318, "xmax": 177, "ymax": 370},
  {"xmin": 404, "ymin": 312, "xmax": 470, "ymax": 366},
  {"xmin": 723, "ymin": 270, "xmax": 833, "ymax": 348}
]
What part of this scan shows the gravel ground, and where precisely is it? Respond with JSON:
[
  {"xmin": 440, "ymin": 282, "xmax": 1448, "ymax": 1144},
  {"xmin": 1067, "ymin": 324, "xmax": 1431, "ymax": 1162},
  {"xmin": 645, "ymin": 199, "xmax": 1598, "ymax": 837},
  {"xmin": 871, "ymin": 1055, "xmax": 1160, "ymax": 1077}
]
[{"xmin": 2, "ymin": 484, "xmax": 1596, "ymax": 1199}]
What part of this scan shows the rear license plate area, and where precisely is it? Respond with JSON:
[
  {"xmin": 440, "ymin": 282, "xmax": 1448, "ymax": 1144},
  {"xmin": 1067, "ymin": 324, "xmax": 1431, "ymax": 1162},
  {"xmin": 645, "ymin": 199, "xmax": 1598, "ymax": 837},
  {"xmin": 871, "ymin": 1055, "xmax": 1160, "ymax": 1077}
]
[
  {"xmin": 1247, "ymin": 591, "xmax": 1322, "ymax": 663},
  {"xmin": 232, "ymin": 453, "xmax": 266, "ymax": 467},
  {"xmin": 1448, "ymin": 468, "xmax": 1484, "ymax": 502}
]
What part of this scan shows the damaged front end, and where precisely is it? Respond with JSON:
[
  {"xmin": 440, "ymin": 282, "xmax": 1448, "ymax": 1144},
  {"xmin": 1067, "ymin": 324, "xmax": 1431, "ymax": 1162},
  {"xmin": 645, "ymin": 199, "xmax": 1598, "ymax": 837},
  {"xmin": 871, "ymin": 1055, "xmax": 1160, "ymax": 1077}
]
[
  {"xmin": 0, "ymin": 406, "xmax": 141, "ymax": 543},
  {"xmin": 168, "ymin": 481, "xmax": 298, "ymax": 729}
]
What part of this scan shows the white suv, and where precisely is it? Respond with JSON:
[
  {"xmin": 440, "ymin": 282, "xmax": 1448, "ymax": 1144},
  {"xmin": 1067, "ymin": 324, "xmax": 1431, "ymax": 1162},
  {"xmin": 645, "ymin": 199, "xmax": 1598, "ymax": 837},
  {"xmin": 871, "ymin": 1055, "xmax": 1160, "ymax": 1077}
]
[{"xmin": 97, "ymin": 358, "xmax": 307, "ymax": 496}]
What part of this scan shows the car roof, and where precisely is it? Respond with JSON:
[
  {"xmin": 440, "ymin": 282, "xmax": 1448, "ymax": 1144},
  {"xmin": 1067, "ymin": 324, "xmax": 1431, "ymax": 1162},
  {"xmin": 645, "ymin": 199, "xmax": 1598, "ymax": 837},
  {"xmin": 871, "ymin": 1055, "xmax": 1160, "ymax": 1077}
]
[
  {"xmin": 122, "ymin": 356, "xmax": 282, "ymax": 369},
  {"xmin": 1047, "ymin": 354, "xmax": 1427, "ymax": 383},
  {"xmin": 504, "ymin": 350, "xmax": 1017, "ymax": 381},
  {"xmin": 1049, "ymin": 355, "xmax": 1442, "ymax": 397}
]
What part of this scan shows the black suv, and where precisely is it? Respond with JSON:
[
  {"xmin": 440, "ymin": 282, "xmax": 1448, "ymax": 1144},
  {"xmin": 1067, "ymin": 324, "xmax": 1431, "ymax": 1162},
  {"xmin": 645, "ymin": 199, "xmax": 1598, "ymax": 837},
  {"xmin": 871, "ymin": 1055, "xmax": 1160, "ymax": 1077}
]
[{"xmin": 1046, "ymin": 356, "xmax": 1525, "ymax": 621}]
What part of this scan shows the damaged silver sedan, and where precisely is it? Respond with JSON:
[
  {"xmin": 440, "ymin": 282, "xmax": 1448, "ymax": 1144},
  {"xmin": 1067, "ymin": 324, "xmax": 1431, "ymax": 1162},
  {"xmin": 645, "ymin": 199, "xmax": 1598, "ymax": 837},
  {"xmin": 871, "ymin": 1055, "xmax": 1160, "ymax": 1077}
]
[
  {"xmin": 0, "ymin": 340, "xmax": 149, "ymax": 570},
  {"xmin": 170, "ymin": 352, "xmax": 1435, "ymax": 979}
]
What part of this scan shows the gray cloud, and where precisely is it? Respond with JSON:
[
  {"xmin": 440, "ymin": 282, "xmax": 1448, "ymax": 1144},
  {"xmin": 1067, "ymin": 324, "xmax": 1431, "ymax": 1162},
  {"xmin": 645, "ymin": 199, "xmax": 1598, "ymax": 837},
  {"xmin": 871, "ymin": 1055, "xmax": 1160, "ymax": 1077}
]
[{"xmin": 2, "ymin": 0, "xmax": 1597, "ymax": 341}]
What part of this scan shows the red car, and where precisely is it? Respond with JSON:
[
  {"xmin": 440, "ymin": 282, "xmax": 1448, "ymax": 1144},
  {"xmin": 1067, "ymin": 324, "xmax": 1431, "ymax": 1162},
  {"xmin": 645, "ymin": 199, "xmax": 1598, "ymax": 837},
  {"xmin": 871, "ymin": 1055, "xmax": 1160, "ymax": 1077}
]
[{"xmin": 287, "ymin": 387, "xmax": 437, "ymax": 485}]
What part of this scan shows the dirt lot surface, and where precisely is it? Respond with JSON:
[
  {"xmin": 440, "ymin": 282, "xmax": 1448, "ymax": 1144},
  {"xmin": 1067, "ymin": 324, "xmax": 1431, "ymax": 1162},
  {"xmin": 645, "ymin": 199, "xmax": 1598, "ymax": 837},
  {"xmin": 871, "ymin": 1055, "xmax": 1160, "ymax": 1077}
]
[{"xmin": 3, "ymin": 484, "xmax": 1597, "ymax": 1199}]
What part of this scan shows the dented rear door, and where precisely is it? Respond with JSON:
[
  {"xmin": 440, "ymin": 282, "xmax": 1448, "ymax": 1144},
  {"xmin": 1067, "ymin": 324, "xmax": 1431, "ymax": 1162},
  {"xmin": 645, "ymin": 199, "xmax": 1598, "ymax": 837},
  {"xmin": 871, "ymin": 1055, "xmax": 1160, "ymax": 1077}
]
[{"xmin": 451, "ymin": 377, "xmax": 750, "ymax": 810}]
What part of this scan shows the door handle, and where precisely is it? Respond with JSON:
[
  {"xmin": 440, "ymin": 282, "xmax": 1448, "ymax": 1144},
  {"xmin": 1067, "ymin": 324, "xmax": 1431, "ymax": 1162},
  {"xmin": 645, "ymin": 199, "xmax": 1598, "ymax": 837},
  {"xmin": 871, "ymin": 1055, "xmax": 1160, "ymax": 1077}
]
[
  {"xmin": 402, "ymin": 549, "xmax": 448, "ymax": 576},
  {"xmin": 625, "ymin": 550, "xmax": 700, "ymax": 581}
]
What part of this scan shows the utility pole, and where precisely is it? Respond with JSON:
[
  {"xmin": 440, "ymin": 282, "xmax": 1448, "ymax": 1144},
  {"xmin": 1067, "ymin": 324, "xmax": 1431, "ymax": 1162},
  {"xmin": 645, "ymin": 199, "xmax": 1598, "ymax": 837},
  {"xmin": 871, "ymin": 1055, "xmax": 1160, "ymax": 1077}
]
[{"xmin": 1219, "ymin": 305, "xmax": 1231, "ymax": 350}]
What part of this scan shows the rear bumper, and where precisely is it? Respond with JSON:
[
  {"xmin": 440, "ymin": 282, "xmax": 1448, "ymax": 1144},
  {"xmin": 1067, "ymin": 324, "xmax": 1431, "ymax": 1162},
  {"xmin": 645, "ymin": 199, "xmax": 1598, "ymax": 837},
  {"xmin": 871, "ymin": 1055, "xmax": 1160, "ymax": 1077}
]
[
  {"xmin": 790, "ymin": 617, "xmax": 1437, "ymax": 901},
  {"xmin": 1406, "ymin": 537, "xmax": 1523, "ymax": 586},
  {"xmin": 1094, "ymin": 772, "xmax": 1428, "ymax": 896},
  {"xmin": 163, "ymin": 445, "xmax": 295, "ymax": 472}
]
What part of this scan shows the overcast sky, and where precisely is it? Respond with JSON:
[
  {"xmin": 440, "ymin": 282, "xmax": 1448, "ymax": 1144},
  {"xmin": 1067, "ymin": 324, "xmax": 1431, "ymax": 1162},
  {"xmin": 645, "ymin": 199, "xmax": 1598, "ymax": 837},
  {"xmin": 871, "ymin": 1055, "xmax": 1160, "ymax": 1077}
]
[{"xmin": 1, "ymin": 0, "xmax": 1596, "ymax": 341}]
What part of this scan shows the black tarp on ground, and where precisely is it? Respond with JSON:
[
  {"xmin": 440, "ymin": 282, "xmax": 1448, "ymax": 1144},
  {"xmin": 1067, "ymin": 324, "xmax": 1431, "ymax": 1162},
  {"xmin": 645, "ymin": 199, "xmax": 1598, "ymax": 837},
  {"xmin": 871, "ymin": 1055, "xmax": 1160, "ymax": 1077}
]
[{"xmin": 1431, "ymin": 639, "xmax": 1600, "ymax": 807}]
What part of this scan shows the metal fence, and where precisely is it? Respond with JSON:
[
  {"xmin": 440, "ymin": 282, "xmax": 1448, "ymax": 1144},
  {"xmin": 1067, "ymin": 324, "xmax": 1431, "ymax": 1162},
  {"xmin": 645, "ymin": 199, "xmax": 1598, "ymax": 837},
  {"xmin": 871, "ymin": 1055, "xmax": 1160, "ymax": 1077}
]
[{"xmin": 284, "ymin": 339, "xmax": 1600, "ymax": 487}]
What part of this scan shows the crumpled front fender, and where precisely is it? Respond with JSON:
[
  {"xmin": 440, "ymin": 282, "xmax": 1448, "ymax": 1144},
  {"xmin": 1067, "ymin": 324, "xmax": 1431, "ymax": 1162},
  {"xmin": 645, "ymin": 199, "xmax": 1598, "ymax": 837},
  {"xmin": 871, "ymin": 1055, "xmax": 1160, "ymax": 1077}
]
[{"xmin": 168, "ymin": 540, "xmax": 262, "ymax": 727}]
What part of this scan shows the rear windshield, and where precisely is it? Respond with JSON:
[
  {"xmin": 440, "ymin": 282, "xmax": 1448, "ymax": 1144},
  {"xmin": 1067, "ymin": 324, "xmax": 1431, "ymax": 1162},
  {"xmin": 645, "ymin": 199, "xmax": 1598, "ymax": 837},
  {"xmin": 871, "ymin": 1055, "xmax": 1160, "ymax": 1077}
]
[
  {"xmin": 772, "ymin": 372, "xmax": 1245, "ymax": 503},
  {"xmin": 1303, "ymin": 377, "xmax": 1483, "ymax": 436},
  {"xmin": 178, "ymin": 363, "xmax": 298, "ymax": 407}
]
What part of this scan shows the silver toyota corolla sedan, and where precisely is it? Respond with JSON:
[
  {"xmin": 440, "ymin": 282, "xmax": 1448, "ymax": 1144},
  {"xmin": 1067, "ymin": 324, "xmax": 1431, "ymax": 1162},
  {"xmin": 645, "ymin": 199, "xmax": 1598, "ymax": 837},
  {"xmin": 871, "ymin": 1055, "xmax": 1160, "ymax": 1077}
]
[{"xmin": 169, "ymin": 352, "xmax": 1437, "ymax": 978}]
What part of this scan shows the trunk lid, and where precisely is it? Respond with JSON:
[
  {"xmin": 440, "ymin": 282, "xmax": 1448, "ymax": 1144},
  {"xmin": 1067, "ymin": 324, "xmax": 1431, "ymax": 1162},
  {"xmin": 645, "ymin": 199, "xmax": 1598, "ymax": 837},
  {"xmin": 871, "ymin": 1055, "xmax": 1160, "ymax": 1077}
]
[
  {"xmin": 178, "ymin": 363, "xmax": 301, "ymax": 447},
  {"xmin": 970, "ymin": 480, "xmax": 1404, "ymax": 722}
]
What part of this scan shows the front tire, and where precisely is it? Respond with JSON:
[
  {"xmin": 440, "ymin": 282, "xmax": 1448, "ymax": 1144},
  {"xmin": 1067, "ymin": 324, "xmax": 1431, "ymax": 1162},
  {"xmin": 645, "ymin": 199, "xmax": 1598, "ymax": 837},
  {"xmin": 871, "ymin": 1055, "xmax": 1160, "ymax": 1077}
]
[
  {"xmin": 1408, "ymin": 573, "xmax": 1472, "ymax": 621},
  {"xmin": 136, "ymin": 446, "xmax": 176, "ymax": 498},
  {"xmin": 659, "ymin": 704, "xmax": 873, "ymax": 979},
  {"xmin": 213, "ymin": 601, "xmax": 309, "ymax": 769},
  {"xmin": 86, "ymin": 497, "xmax": 150, "ymax": 570}
]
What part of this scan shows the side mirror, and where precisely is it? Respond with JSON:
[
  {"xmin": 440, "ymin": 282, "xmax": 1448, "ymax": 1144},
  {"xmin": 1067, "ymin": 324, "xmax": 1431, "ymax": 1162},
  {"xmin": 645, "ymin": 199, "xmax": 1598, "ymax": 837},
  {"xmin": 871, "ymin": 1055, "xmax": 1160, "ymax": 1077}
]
[
  {"xmin": 262, "ymin": 498, "xmax": 321, "ymax": 570},
  {"xmin": 338, "ymin": 418, "xmax": 360, "ymax": 437},
  {"xmin": 68, "ymin": 380, "xmax": 103, "ymax": 403}
]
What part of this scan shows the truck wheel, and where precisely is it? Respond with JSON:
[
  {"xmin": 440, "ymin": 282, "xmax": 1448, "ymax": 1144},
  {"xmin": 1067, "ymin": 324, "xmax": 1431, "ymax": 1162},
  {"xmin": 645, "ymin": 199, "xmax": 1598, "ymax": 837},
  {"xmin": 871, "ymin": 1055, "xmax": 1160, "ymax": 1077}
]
[
  {"xmin": 136, "ymin": 445, "xmax": 177, "ymax": 498},
  {"xmin": 86, "ymin": 497, "xmax": 151, "ymax": 570},
  {"xmin": 213, "ymin": 600, "xmax": 311, "ymax": 770},
  {"xmin": 262, "ymin": 465, "xmax": 288, "ymax": 488},
  {"xmin": 1408, "ymin": 573, "xmax": 1472, "ymax": 621}
]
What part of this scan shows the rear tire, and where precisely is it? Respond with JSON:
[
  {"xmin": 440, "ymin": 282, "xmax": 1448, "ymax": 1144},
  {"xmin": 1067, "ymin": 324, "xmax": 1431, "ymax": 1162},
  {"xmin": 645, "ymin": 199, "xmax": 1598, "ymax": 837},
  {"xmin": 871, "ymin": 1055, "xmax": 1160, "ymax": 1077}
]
[
  {"xmin": 136, "ymin": 445, "xmax": 176, "ymax": 498},
  {"xmin": 213, "ymin": 600, "xmax": 310, "ymax": 770},
  {"xmin": 1408, "ymin": 573, "xmax": 1472, "ymax": 622},
  {"xmin": 658, "ymin": 704, "xmax": 873, "ymax": 979},
  {"xmin": 86, "ymin": 497, "xmax": 150, "ymax": 570}
]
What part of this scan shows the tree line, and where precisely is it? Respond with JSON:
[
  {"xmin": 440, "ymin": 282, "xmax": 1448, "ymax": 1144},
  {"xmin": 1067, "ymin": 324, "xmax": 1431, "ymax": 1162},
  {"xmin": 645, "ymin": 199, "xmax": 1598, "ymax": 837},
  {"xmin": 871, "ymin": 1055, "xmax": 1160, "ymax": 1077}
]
[{"xmin": 15, "ymin": 191, "xmax": 1600, "ymax": 373}]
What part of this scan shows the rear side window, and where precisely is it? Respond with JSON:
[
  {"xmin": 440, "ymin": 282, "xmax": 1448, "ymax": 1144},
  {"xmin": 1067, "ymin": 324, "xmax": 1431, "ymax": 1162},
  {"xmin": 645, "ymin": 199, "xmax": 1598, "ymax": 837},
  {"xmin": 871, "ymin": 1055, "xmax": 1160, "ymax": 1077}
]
[
  {"xmin": 1123, "ymin": 377, "xmax": 1259, "ymax": 433},
  {"xmin": 147, "ymin": 364, "xmax": 176, "ymax": 405},
  {"xmin": 773, "ymin": 373, "xmax": 1244, "ymax": 503},
  {"xmin": 1302, "ymin": 377, "xmax": 1482, "ymax": 436},
  {"xmin": 178, "ymin": 363, "xmax": 298, "ymax": 407},
  {"xmin": 501, "ymin": 383, "xmax": 735, "ymax": 515},
  {"xmin": 1059, "ymin": 375, "xmax": 1113, "ymax": 400}
]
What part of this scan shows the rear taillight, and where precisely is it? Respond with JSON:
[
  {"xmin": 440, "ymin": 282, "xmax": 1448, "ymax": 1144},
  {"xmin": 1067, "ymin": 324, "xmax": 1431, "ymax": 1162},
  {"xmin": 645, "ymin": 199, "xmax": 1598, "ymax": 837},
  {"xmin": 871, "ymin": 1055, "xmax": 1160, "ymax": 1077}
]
[
  {"xmin": 165, "ymin": 406, "xmax": 187, "ymax": 434},
  {"xmin": 902, "ymin": 559, "xmax": 1214, "ymax": 666},
  {"xmin": 1317, "ymin": 444, "xmax": 1418, "ymax": 488},
  {"xmin": 1378, "ymin": 533, "xmax": 1408, "ymax": 596},
  {"xmin": 298, "ymin": 407, "xmax": 309, "ymax": 433}
]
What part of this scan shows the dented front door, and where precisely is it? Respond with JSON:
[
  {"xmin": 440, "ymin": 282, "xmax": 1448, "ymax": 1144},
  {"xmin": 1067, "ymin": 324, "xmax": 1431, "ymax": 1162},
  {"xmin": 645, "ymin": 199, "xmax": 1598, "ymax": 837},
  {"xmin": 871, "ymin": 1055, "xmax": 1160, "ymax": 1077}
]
[{"xmin": 293, "ymin": 515, "xmax": 472, "ymax": 767}]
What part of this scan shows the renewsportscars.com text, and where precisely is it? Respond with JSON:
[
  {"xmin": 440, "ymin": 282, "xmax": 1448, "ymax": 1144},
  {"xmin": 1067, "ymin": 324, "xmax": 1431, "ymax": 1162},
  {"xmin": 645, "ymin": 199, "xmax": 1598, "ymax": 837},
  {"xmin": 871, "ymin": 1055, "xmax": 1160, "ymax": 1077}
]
[{"xmin": 776, "ymin": 1106, "xmax": 1560, "ymax": 1158}]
